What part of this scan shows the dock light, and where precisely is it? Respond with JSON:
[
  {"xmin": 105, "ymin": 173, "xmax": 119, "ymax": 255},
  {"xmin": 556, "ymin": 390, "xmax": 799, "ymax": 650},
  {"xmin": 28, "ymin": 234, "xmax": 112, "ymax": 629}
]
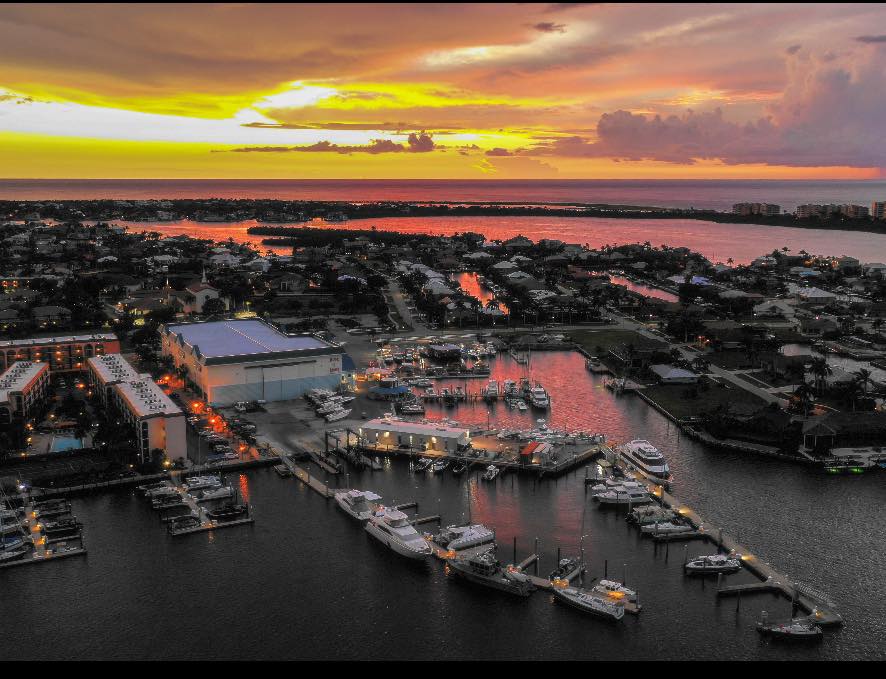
[
  {"xmin": 677, "ymin": 508, "xmax": 688, "ymax": 515},
  {"xmin": 741, "ymin": 554, "xmax": 752, "ymax": 561}
]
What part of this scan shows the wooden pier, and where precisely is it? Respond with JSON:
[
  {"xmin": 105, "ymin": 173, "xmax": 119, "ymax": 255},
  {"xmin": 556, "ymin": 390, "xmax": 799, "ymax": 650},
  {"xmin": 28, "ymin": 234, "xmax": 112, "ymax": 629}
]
[{"xmin": 603, "ymin": 447, "xmax": 844, "ymax": 627}]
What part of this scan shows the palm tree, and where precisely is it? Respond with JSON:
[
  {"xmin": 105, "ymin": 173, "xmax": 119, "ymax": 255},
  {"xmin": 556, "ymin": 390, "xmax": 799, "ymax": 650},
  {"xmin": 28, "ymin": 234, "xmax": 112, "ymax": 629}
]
[
  {"xmin": 809, "ymin": 357, "xmax": 832, "ymax": 395},
  {"xmin": 854, "ymin": 368, "xmax": 874, "ymax": 396},
  {"xmin": 792, "ymin": 383, "xmax": 815, "ymax": 417}
]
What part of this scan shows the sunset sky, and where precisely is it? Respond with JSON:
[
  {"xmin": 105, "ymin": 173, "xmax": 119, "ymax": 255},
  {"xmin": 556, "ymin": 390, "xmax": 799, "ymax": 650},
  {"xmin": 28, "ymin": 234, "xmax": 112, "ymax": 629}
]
[{"xmin": 1, "ymin": 3, "xmax": 885, "ymax": 180}]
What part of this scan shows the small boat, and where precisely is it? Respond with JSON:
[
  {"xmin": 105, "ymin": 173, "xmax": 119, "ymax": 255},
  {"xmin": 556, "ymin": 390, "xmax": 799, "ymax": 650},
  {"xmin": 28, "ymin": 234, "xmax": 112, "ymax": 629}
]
[
  {"xmin": 592, "ymin": 579, "xmax": 638, "ymax": 603},
  {"xmin": 628, "ymin": 506, "xmax": 679, "ymax": 526},
  {"xmin": 435, "ymin": 524, "xmax": 495, "ymax": 552},
  {"xmin": 206, "ymin": 504, "xmax": 249, "ymax": 522},
  {"xmin": 446, "ymin": 549, "xmax": 535, "ymax": 597},
  {"xmin": 484, "ymin": 380, "xmax": 499, "ymax": 401},
  {"xmin": 549, "ymin": 557, "xmax": 581, "ymax": 582},
  {"xmin": 516, "ymin": 401, "xmax": 528, "ymax": 412},
  {"xmin": 640, "ymin": 521, "xmax": 693, "ymax": 536},
  {"xmin": 191, "ymin": 486, "xmax": 234, "ymax": 502},
  {"xmin": 414, "ymin": 457, "xmax": 433, "ymax": 472},
  {"xmin": 451, "ymin": 460, "xmax": 469, "ymax": 475},
  {"xmin": 683, "ymin": 553, "xmax": 742, "ymax": 575},
  {"xmin": 167, "ymin": 514, "xmax": 201, "ymax": 531},
  {"xmin": 325, "ymin": 408, "xmax": 351, "ymax": 422},
  {"xmin": 552, "ymin": 586, "xmax": 625, "ymax": 620},
  {"xmin": 334, "ymin": 490, "xmax": 382, "ymax": 522},
  {"xmin": 756, "ymin": 613, "xmax": 823, "ymax": 642},
  {"xmin": 40, "ymin": 517, "xmax": 82, "ymax": 538},
  {"xmin": 183, "ymin": 476, "xmax": 222, "ymax": 491},
  {"xmin": 431, "ymin": 459, "xmax": 450, "ymax": 473},
  {"xmin": 365, "ymin": 506, "xmax": 432, "ymax": 560},
  {"xmin": 529, "ymin": 384, "xmax": 550, "ymax": 409},
  {"xmin": 152, "ymin": 494, "xmax": 186, "ymax": 509},
  {"xmin": 482, "ymin": 465, "xmax": 500, "ymax": 481},
  {"xmin": 139, "ymin": 481, "xmax": 174, "ymax": 496},
  {"xmin": 0, "ymin": 544, "xmax": 29, "ymax": 563}
]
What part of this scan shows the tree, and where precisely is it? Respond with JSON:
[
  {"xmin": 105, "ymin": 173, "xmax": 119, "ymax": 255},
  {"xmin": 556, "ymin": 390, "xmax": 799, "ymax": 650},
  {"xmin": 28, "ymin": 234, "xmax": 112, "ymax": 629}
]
[{"xmin": 809, "ymin": 357, "xmax": 832, "ymax": 395}]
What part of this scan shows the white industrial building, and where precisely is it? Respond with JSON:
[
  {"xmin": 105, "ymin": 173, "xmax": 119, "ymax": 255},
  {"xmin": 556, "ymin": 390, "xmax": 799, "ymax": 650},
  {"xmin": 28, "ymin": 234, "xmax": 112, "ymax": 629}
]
[
  {"xmin": 160, "ymin": 319, "xmax": 344, "ymax": 405},
  {"xmin": 359, "ymin": 417, "xmax": 471, "ymax": 453}
]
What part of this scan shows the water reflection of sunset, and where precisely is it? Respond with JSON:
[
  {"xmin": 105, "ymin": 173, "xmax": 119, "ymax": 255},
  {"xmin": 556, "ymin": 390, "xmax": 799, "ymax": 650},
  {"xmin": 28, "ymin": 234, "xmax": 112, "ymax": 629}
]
[{"xmin": 451, "ymin": 272, "xmax": 509, "ymax": 314}]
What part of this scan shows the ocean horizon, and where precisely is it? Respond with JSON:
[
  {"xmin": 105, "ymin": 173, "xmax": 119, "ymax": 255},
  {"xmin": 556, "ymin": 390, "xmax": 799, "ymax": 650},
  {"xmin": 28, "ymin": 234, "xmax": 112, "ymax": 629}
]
[{"xmin": 2, "ymin": 178, "xmax": 886, "ymax": 212}]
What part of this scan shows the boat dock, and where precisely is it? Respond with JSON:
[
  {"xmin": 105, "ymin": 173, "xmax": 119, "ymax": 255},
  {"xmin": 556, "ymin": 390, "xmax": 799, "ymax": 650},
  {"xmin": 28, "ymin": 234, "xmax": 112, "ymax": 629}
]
[
  {"xmin": 605, "ymin": 448, "xmax": 844, "ymax": 626},
  {"xmin": 0, "ymin": 496, "xmax": 87, "ymax": 570},
  {"xmin": 156, "ymin": 481, "xmax": 255, "ymax": 536}
]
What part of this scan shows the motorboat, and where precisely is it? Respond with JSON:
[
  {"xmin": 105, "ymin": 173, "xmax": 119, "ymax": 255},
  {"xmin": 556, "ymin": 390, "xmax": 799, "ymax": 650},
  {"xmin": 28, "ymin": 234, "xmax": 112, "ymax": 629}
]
[
  {"xmin": 482, "ymin": 465, "xmax": 500, "ymax": 481},
  {"xmin": 451, "ymin": 460, "xmax": 469, "ymax": 475},
  {"xmin": 325, "ymin": 408, "xmax": 351, "ymax": 422},
  {"xmin": 435, "ymin": 524, "xmax": 495, "ymax": 552},
  {"xmin": 40, "ymin": 517, "xmax": 82, "ymax": 538},
  {"xmin": 365, "ymin": 507, "xmax": 432, "ymax": 559},
  {"xmin": 683, "ymin": 553, "xmax": 742, "ymax": 575},
  {"xmin": 0, "ymin": 543, "xmax": 29, "ymax": 563},
  {"xmin": 206, "ymin": 504, "xmax": 249, "ymax": 522},
  {"xmin": 446, "ymin": 549, "xmax": 535, "ymax": 596},
  {"xmin": 640, "ymin": 521, "xmax": 693, "ymax": 536},
  {"xmin": 414, "ymin": 458, "xmax": 433, "ymax": 472},
  {"xmin": 618, "ymin": 439, "xmax": 671, "ymax": 482},
  {"xmin": 183, "ymin": 476, "xmax": 222, "ymax": 492},
  {"xmin": 484, "ymin": 380, "xmax": 499, "ymax": 401},
  {"xmin": 592, "ymin": 579, "xmax": 638, "ymax": 603},
  {"xmin": 191, "ymin": 486, "xmax": 234, "ymax": 503},
  {"xmin": 167, "ymin": 514, "xmax": 201, "ymax": 531},
  {"xmin": 529, "ymin": 384, "xmax": 550, "ymax": 409},
  {"xmin": 431, "ymin": 459, "xmax": 450, "ymax": 473},
  {"xmin": 552, "ymin": 586, "xmax": 625, "ymax": 620},
  {"xmin": 517, "ymin": 401, "xmax": 528, "ymax": 412},
  {"xmin": 628, "ymin": 506, "xmax": 679, "ymax": 526},
  {"xmin": 756, "ymin": 613, "xmax": 822, "ymax": 641},
  {"xmin": 593, "ymin": 481, "xmax": 652, "ymax": 505},
  {"xmin": 152, "ymin": 493, "xmax": 186, "ymax": 509},
  {"xmin": 549, "ymin": 557, "xmax": 582, "ymax": 582},
  {"xmin": 335, "ymin": 490, "xmax": 382, "ymax": 522}
]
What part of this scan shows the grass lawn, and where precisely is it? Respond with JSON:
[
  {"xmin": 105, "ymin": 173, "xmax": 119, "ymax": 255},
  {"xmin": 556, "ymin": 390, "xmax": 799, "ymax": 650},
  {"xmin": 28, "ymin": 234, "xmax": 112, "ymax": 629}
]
[
  {"xmin": 643, "ymin": 376, "xmax": 768, "ymax": 419},
  {"xmin": 568, "ymin": 329, "xmax": 667, "ymax": 356}
]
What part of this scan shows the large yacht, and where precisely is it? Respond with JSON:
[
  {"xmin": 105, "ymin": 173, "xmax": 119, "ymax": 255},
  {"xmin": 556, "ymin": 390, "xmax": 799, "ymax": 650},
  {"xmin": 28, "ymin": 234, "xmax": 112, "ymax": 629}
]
[
  {"xmin": 434, "ymin": 524, "xmax": 495, "ymax": 552},
  {"xmin": 618, "ymin": 440, "xmax": 671, "ymax": 482},
  {"xmin": 446, "ymin": 549, "xmax": 536, "ymax": 596},
  {"xmin": 335, "ymin": 490, "xmax": 382, "ymax": 522},
  {"xmin": 365, "ymin": 507, "xmax": 432, "ymax": 559},
  {"xmin": 593, "ymin": 481, "xmax": 652, "ymax": 506},
  {"xmin": 552, "ymin": 586, "xmax": 626, "ymax": 620},
  {"xmin": 528, "ymin": 384, "xmax": 550, "ymax": 409}
]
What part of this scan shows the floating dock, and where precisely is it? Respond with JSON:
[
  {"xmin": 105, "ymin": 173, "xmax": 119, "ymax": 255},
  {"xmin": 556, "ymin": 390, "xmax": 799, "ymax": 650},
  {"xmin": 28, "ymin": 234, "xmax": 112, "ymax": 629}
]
[
  {"xmin": 603, "ymin": 447, "xmax": 844, "ymax": 626},
  {"xmin": 156, "ymin": 480, "xmax": 255, "ymax": 536}
]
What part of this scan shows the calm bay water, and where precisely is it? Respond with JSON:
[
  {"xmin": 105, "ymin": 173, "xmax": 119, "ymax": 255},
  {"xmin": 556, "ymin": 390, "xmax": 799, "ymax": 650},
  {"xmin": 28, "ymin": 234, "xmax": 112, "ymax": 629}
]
[
  {"xmin": 1, "ymin": 353, "xmax": 884, "ymax": 660},
  {"xmin": 112, "ymin": 216, "xmax": 886, "ymax": 266}
]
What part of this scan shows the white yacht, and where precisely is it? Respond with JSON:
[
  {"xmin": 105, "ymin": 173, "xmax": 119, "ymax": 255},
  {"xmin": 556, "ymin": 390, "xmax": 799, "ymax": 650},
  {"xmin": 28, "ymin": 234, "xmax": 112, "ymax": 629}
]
[
  {"xmin": 639, "ymin": 521, "xmax": 692, "ymax": 535},
  {"xmin": 191, "ymin": 486, "xmax": 234, "ymax": 502},
  {"xmin": 365, "ymin": 507, "xmax": 432, "ymax": 560},
  {"xmin": 619, "ymin": 439, "xmax": 671, "ymax": 482},
  {"xmin": 484, "ymin": 380, "xmax": 499, "ymax": 400},
  {"xmin": 552, "ymin": 586, "xmax": 625, "ymax": 620},
  {"xmin": 528, "ymin": 384, "xmax": 550, "ymax": 409},
  {"xmin": 334, "ymin": 489, "xmax": 382, "ymax": 522},
  {"xmin": 183, "ymin": 476, "xmax": 222, "ymax": 492},
  {"xmin": 593, "ymin": 481, "xmax": 652, "ymax": 505},
  {"xmin": 684, "ymin": 553, "xmax": 742, "ymax": 575},
  {"xmin": 482, "ymin": 465, "xmax": 500, "ymax": 481},
  {"xmin": 325, "ymin": 408, "xmax": 351, "ymax": 422},
  {"xmin": 435, "ymin": 524, "xmax": 495, "ymax": 552},
  {"xmin": 592, "ymin": 579, "xmax": 638, "ymax": 603}
]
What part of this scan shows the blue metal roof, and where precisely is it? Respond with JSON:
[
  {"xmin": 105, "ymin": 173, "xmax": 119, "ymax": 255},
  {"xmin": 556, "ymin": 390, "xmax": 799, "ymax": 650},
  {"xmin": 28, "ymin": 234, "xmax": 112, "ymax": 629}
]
[
  {"xmin": 342, "ymin": 354, "xmax": 357, "ymax": 372},
  {"xmin": 165, "ymin": 319, "xmax": 332, "ymax": 359},
  {"xmin": 369, "ymin": 385, "xmax": 409, "ymax": 395}
]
